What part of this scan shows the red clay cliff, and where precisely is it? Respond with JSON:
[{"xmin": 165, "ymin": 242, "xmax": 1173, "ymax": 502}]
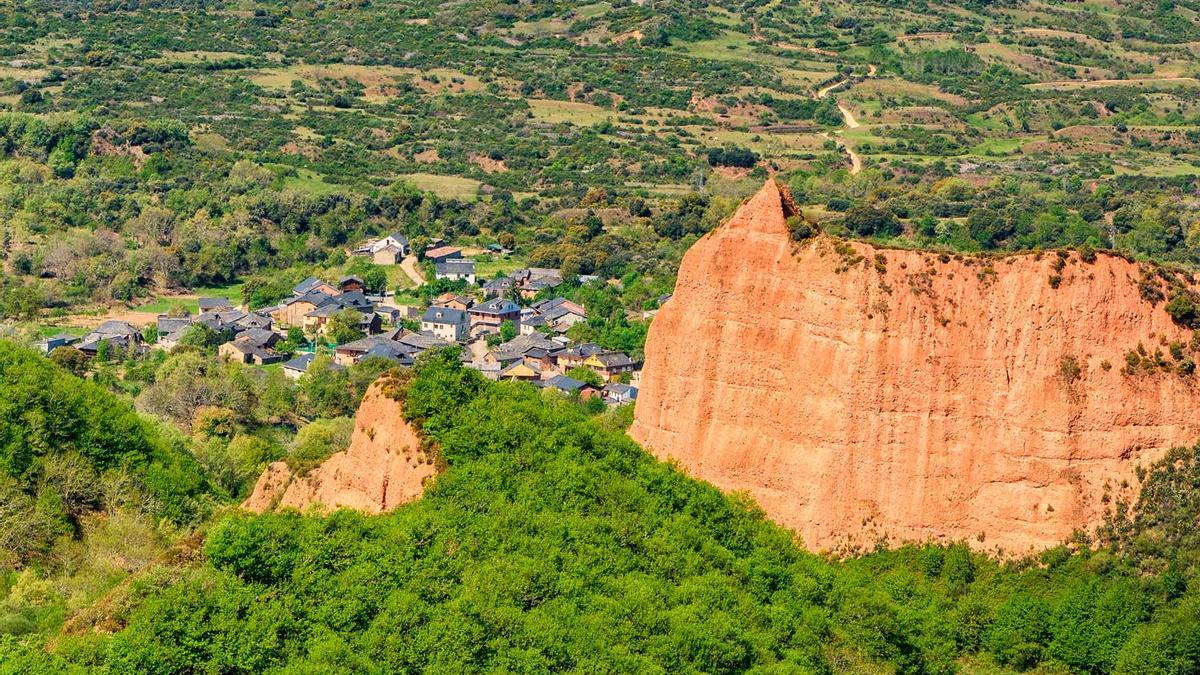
[
  {"xmin": 631, "ymin": 180, "xmax": 1200, "ymax": 555},
  {"xmin": 244, "ymin": 375, "xmax": 435, "ymax": 513}
]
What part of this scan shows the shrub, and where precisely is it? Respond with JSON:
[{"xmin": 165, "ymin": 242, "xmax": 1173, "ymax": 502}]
[
  {"xmin": 844, "ymin": 206, "xmax": 901, "ymax": 238},
  {"xmin": 705, "ymin": 146, "xmax": 758, "ymax": 168},
  {"xmin": 786, "ymin": 214, "xmax": 817, "ymax": 241},
  {"xmin": 1165, "ymin": 291, "xmax": 1200, "ymax": 329}
]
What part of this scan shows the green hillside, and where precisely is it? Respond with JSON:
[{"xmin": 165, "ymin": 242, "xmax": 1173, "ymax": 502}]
[
  {"xmin": 2, "ymin": 349, "xmax": 1198, "ymax": 673},
  {"xmin": 1, "ymin": 1, "xmax": 1200, "ymax": 321}
]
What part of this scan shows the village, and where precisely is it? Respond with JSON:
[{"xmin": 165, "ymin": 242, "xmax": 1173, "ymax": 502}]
[{"xmin": 35, "ymin": 232, "xmax": 643, "ymax": 406}]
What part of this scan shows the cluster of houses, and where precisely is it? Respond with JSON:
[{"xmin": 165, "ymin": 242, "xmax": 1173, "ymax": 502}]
[
  {"xmin": 39, "ymin": 263, "xmax": 641, "ymax": 405},
  {"xmin": 423, "ymin": 245, "xmax": 569, "ymax": 302},
  {"xmin": 416, "ymin": 294, "xmax": 588, "ymax": 344}
]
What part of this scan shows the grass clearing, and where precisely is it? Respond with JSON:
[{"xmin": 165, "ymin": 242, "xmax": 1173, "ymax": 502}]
[
  {"xmin": 148, "ymin": 50, "xmax": 253, "ymax": 64},
  {"xmin": 250, "ymin": 64, "xmax": 482, "ymax": 96},
  {"xmin": 473, "ymin": 256, "xmax": 527, "ymax": 280},
  {"xmin": 283, "ymin": 169, "xmax": 346, "ymax": 195},
  {"xmin": 192, "ymin": 130, "xmax": 231, "ymax": 152},
  {"xmin": 679, "ymin": 30, "xmax": 789, "ymax": 67},
  {"xmin": 36, "ymin": 324, "xmax": 88, "ymax": 338},
  {"xmin": 970, "ymin": 137, "xmax": 1028, "ymax": 155},
  {"xmin": 134, "ymin": 283, "xmax": 245, "ymax": 314},
  {"xmin": 0, "ymin": 66, "xmax": 45, "ymax": 82},
  {"xmin": 628, "ymin": 182, "xmax": 696, "ymax": 196},
  {"xmin": 398, "ymin": 173, "xmax": 482, "ymax": 200},
  {"xmin": 527, "ymin": 99, "xmax": 616, "ymax": 125},
  {"xmin": 1027, "ymin": 77, "xmax": 1200, "ymax": 91},
  {"xmin": 1113, "ymin": 160, "xmax": 1200, "ymax": 177}
]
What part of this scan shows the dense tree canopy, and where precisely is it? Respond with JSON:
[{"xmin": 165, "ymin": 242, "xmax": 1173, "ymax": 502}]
[{"xmin": 4, "ymin": 350, "xmax": 1196, "ymax": 673}]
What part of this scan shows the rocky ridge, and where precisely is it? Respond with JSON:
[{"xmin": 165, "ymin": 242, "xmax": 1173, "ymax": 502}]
[{"xmin": 631, "ymin": 180, "xmax": 1200, "ymax": 554}]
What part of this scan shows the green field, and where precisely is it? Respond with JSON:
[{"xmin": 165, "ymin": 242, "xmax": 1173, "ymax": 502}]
[
  {"xmin": 283, "ymin": 169, "xmax": 348, "ymax": 195},
  {"xmin": 397, "ymin": 173, "xmax": 484, "ymax": 200},
  {"xmin": 134, "ymin": 283, "xmax": 245, "ymax": 314},
  {"xmin": 472, "ymin": 255, "xmax": 527, "ymax": 280}
]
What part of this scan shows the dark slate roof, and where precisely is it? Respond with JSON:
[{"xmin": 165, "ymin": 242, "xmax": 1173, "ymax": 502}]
[
  {"xmin": 288, "ymin": 291, "xmax": 337, "ymax": 310},
  {"xmin": 337, "ymin": 334, "xmax": 411, "ymax": 354},
  {"xmin": 525, "ymin": 277, "xmax": 561, "ymax": 290},
  {"xmin": 533, "ymin": 297, "xmax": 584, "ymax": 317},
  {"xmin": 236, "ymin": 313, "xmax": 273, "ymax": 329},
  {"xmin": 93, "ymin": 320, "xmax": 140, "ymax": 337},
  {"xmin": 482, "ymin": 276, "xmax": 514, "ymax": 290},
  {"xmin": 399, "ymin": 331, "xmax": 449, "ymax": 350},
  {"xmin": 283, "ymin": 353, "xmax": 346, "ymax": 373},
  {"xmin": 336, "ymin": 290, "xmax": 374, "ymax": 310},
  {"xmin": 543, "ymin": 375, "xmax": 586, "ymax": 392},
  {"xmin": 593, "ymin": 351, "xmax": 635, "ymax": 368},
  {"xmin": 198, "ymin": 297, "xmax": 232, "ymax": 312},
  {"xmin": 339, "ymin": 275, "xmax": 364, "ymax": 285},
  {"xmin": 472, "ymin": 298, "xmax": 520, "ymax": 315},
  {"xmin": 543, "ymin": 306, "xmax": 581, "ymax": 322},
  {"xmin": 531, "ymin": 297, "xmax": 565, "ymax": 311},
  {"xmin": 515, "ymin": 267, "xmax": 563, "ymax": 282},
  {"xmin": 238, "ymin": 328, "xmax": 278, "ymax": 348},
  {"xmin": 362, "ymin": 342, "xmax": 409, "ymax": 363},
  {"xmin": 282, "ymin": 353, "xmax": 315, "ymax": 372},
  {"xmin": 79, "ymin": 335, "xmax": 138, "ymax": 352},
  {"xmin": 492, "ymin": 334, "xmax": 562, "ymax": 361},
  {"xmin": 293, "ymin": 276, "xmax": 334, "ymax": 295},
  {"xmin": 195, "ymin": 309, "xmax": 248, "ymax": 332},
  {"xmin": 157, "ymin": 316, "xmax": 193, "ymax": 334},
  {"xmin": 305, "ymin": 303, "xmax": 344, "ymax": 318},
  {"xmin": 561, "ymin": 342, "xmax": 605, "ymax": 359},
  {"xmin": 435, "ymin": 259, "xmax": 476, "ymax": 275},
  {"xmin": 603, "ymin": 383, "xmax": 639, "ymax": 399},
  {"xmin": 422, "ymin": 307, "xmax": 467, "ymax": 325},
  {"xmin": 227, "ymin": 340, "xmax": 281, "ymax": 362}
]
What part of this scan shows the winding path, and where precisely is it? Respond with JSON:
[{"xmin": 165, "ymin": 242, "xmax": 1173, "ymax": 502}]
[
  {"xmin": 399, "ymin": 254, "xmax": 425, "ymax": 288},
  {"xmin": 837, "ymin": 102, "xmax": 860, "ymax": 129},
  {"xmin": 813, "ymin": 65, "xmax": 875, "ymax": 175},
  {"xmin": 821, "ymin": 132, "xmax": 863, "ymax": 175}
]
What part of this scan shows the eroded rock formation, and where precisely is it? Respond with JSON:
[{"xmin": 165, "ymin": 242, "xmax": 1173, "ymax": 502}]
[
  {"xmin": 631, "ymin": 180, "xmax": 1200, "ymax": 554},
  {"xmin": 244, "ymin": 375, "xmax": 436, "ymax": 513}
]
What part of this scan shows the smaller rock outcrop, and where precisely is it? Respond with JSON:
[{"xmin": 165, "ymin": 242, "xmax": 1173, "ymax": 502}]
[{"xmin": 243, "ymin": 375, "xmax": 436, "ymax": 514}]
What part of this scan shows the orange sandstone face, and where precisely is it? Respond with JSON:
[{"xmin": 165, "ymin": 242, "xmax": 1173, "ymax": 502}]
[
  {"xmin": 243, "ymin": 376, "xmax": 435, "ymax": 514},
  {"xmin": 631, "ymin": 180, "xmax": 1200, "ymax": 556}
]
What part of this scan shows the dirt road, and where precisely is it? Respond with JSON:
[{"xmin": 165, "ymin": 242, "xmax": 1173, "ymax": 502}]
[
  {"xmin": 837, "ymin": 102, "xmax": 860, "ymax": 129},
  {"xmin": 816, "ymin": 64, "xmax": 878, "ymax": 100},
  {"xmin": 815, "ymin": 78, "xmax": 845, "ymax": 100},
  {"xmin": 821, "ymin": 132, "xmax": 863, "ymax": 175},
  {"xmin": 399, "ymin": 254, "xmax": 425, "ymax": 287}
]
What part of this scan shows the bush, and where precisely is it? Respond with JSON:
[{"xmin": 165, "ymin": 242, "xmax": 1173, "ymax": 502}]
[
  {"xmin": 1165, "ymin": 290, "xmax": 1200, "ymax": 329},
  {"xmin": 844, "ymin": 206, "xmax": 902, "ymax": 238},
  {"xmin": 787, "ymin": 214, "xmax": 817, "ymax": 241},
  {"xmin": 287, "ymin": 417, "xmax": 353, "ymax": 476},
  {"xmin": 705, "ymin": 146, "xmax": 758, "ymax": 168}
]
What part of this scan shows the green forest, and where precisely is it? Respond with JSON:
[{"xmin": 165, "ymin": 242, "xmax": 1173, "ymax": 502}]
[{"xmin": 1, "ymin": 346, "xmax": 1199, "ymax": 673}]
